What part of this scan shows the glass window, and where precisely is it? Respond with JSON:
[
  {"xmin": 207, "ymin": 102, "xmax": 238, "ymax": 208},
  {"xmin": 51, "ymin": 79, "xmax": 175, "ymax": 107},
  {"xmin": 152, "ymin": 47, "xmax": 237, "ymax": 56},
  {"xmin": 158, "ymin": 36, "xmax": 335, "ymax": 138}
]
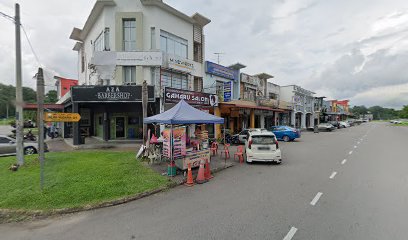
[
  {"xmin": 251, "ymin": 135, "xmax": 275, "ymax": 144},
  {"xmin": 0, "ymin": 137, "xmax": 10, "ymax": 143},
  {"xmin": 160, "ymin": 30, "xmax": 188, "ymax": 58},
  {"xmin": 123, "ymin": 19, "xmax": 136, "ymax": 51},
  {"xmin": 167, "ymin": 38, "xmax": 175, "ymax": 55},
  {"xmin": 123, "ymin": 66, "xmax": 136, "ymax": 83},
  {"xmin": 160, "ymin": 36, "xmax": 167, "ymax": 52}
]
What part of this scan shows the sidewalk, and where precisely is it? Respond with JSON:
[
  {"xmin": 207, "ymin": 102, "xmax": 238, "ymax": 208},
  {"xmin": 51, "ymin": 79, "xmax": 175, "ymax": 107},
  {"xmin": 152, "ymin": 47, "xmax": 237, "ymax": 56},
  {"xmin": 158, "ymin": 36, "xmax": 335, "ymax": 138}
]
[{"xmin": 149, "ymin": 144, "xmax": 240, "ymax": 184}]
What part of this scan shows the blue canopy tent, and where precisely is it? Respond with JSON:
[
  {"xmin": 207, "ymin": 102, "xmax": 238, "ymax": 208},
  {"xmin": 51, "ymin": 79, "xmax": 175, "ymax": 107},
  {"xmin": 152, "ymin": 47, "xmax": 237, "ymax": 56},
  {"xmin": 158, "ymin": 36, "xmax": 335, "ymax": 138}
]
[
  {"xmin": 144, "ymin": 100, "xmax": 224, "ymax": 175},
  {"xmin": 144, "ymin": 99, "xmax": 224, "ymax": 124}
]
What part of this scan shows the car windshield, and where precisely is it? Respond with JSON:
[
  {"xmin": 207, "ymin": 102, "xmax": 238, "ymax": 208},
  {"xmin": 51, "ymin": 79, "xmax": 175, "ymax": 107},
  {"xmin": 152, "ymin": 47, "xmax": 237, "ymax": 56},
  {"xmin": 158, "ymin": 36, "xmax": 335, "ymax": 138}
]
[{"xmin": 251, "ymin": 135, "xmax": 275, "ymax": 144}]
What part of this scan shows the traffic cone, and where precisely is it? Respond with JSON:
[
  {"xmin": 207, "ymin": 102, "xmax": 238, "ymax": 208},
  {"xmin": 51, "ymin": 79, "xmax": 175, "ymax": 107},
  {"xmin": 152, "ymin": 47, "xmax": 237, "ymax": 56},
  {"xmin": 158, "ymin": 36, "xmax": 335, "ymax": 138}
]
[
  {"xmin": 205, "ymin": 158, "xmax": 214, "ymax": 180},
  {"xmin": 184, "ymin": 162, "xmax": 194, "ymax": 187},
  {"xmin": 195, "ymin": 159, "xmax": 208, "ymax": 184}
]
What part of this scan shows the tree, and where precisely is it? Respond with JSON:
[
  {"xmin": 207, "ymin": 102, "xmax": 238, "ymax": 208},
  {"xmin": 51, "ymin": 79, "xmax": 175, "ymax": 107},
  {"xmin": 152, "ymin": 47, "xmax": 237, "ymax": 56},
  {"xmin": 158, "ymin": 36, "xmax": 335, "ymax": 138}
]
[
  {"xmin": 400, "ymin": 105, "xmax": 408, "ymax": 119},
  {"xmin": 350, "ymin": 105, "xmax": 368, "ymax": 118},
  {"xmin": 45, "ymin": 90, "xmax": 58, "ymax": 103}
]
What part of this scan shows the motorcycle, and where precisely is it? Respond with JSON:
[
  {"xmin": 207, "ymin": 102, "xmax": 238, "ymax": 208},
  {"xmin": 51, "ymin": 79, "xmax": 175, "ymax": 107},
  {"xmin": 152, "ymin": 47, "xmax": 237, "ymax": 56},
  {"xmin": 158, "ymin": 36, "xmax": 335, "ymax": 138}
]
[{"xmin": 24, "ymin": 129, "xmax": 37, "ymax": 141}]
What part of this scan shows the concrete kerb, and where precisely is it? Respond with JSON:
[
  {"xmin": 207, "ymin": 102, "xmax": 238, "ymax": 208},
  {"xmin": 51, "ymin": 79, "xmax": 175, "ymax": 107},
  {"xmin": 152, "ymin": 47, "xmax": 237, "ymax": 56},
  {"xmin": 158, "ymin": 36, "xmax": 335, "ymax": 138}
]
[{"xmin": 0, "ymin": 160, "xmax": 236, "ymax": 223}]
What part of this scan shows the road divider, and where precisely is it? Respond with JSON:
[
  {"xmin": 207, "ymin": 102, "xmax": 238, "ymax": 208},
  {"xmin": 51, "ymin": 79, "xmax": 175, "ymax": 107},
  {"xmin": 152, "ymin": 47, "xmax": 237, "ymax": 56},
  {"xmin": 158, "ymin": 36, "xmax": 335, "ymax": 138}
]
[
  {"xmin": 310, "ymin": 192, "xmax": 323, "ymax": 206},
  {"xmin": 283, "ymin": 227, "xmax": 298, "ymax": 240}
]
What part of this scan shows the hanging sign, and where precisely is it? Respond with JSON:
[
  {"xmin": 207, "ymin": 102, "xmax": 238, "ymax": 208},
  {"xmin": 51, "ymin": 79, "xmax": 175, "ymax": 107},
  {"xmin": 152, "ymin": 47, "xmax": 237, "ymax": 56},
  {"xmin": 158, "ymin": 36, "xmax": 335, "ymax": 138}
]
[
  {"xmin": 44, "ymin": 113, "xmax": 81, "ymax": 122},
  {"xmin": 164, "ymin": 87, "xmax": 218, "ymax": 106}
]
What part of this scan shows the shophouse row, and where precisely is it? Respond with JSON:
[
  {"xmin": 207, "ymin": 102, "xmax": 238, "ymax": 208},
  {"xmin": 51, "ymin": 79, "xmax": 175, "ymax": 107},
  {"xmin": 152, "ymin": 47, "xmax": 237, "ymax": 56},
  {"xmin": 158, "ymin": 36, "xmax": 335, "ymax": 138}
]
[{"xmin": 56, "ymin": 0, "xmax": 350, "ymax": 145}]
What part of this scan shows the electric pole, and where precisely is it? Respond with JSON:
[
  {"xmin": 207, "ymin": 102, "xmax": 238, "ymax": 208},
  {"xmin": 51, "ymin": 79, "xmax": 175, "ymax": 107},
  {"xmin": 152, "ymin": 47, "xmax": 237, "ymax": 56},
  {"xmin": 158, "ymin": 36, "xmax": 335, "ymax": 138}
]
[
  {"xmin": 142, "ymin": 80, "xmax": 148, "ymax": 142},
  {"xmin": 36, "ymin": 68, "xmax": 45, "ymax": 190},
  {"xmin": 15, "ymin": 3, "xmax": 24, "ymax": 165},
  {"xmin": 214, "ymin": 52, "xmax": 225, "ymax": 64}
]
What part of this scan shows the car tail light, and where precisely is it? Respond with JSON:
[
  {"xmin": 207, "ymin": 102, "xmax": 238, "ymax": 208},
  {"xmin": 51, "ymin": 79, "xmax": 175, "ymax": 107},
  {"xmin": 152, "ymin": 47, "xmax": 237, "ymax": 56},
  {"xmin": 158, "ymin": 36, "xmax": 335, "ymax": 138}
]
[
  {"xmin": 292, "ymin": 130, "xmax": 297, "ymax": 133},
  {"xmin": 275, "ymin": 138, "xmax": 279, "ymax": 149},
  {"xmin": 248, "ymin": 140, "xmax": 252, "ymax": 149}
]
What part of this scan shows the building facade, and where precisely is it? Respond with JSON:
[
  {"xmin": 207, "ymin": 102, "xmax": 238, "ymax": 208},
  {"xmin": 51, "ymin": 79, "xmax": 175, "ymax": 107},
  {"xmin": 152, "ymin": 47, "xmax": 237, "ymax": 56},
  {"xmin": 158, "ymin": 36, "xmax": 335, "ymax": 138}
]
[
  {"xmin": 280, "ymin": 85, "xmax": 315, "ymax": 129},
  {"xmin": 65, "ymin": 0, "xmax": 210, "ymax": 144}
]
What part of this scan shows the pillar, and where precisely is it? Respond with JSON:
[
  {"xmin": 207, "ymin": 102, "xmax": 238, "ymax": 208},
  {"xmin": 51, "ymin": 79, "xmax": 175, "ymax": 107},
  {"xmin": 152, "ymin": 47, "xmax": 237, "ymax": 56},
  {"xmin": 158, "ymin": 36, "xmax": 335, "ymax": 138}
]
[
  {"xmin": 250, "ymin": 109, "xmax": 255, "ymax": 128},
  {"xmin": 103, "ymin": 112, "xmax": 109, "ymax": 141},
  {"xmin": 72, "ymin": 103, "xmax": 81, "ymax": 145},
  {"xmin": 214, "ymin": 107, "xmax": 221, "ymax": 139},
  {"xmin": 260, "ymin": 113, "xmax": 265, "ymax": 129},
  {"xmin": 230, "ymin": 118, "xmax": 234, "ymax": 133},
  {"xmin": 301, "ymin": 113, "xmax": 306, "ymax": 129},
  {"xmin": 291, "ymin": 111, "xmax": 296, "ymax": 127}
]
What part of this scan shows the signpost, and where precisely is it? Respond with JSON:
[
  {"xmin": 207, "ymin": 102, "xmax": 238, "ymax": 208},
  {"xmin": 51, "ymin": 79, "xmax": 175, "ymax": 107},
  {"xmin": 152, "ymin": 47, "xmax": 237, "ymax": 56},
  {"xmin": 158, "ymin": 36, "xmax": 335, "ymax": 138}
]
[{"xmin": 44, "ymin": 113, "xmax": 81, "ymax": 122}]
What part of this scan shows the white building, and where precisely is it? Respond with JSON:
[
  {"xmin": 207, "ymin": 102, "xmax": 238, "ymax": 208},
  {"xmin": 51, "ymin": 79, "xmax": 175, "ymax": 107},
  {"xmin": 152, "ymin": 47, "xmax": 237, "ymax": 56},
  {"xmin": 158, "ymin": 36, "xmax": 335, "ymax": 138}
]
[
  {"xmin": 66, "ymin": 0, "xmax": 210, "ymax": 144},
  {"xmin": 280, "ymin": 85, "xmax": 315, "ymax": 129}
]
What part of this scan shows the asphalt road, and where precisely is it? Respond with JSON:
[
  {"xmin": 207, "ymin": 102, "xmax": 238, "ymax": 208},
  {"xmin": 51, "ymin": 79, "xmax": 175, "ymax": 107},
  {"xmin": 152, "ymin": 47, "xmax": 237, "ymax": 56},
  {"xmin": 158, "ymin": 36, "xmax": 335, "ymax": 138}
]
[{"xmin": 1, "ymin": 122, "xmax": 407, "ymax": 240}]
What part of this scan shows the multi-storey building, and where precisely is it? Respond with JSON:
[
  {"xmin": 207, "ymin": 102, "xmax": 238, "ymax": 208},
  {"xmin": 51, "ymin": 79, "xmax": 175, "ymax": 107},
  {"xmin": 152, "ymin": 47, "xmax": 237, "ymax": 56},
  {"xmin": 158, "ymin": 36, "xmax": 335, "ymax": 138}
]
[
  {"xmin": 280, "ymin": 85, "xmax": 315, "ymax": 129},
  {"xmin": 64, "ymin": 0, "xmax": 210, "ymax": 144}
]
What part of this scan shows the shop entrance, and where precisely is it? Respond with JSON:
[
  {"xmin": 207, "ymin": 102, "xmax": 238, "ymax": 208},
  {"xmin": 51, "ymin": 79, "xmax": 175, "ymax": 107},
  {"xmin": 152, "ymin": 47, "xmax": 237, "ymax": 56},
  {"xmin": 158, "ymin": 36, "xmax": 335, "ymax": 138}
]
[{"xmin": 116, "ymin": 117, "xmax": 125, "ymax": 138}]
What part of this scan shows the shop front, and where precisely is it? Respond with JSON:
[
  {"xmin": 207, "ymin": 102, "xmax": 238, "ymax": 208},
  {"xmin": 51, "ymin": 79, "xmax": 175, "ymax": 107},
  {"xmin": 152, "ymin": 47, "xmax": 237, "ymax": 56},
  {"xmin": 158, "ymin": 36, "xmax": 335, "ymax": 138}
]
[{"xmin": 67, "ymin": 85, "xmax": 155, "ymax": 145}]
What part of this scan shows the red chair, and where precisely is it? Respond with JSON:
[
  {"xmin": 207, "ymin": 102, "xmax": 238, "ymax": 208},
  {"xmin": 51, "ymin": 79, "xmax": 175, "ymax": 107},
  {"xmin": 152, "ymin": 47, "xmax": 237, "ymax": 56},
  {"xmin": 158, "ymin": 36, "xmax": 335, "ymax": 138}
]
[
  {"xmin": 210, "ymin": 142, "xmax": 218, "ymax": 156},
  {"xmin": 234, "ymin": 145, "xmax": 244, "ymax": 163},
  {"xmin": 220, "ymin": 144, "xmax": 230, "ymax": 159}
]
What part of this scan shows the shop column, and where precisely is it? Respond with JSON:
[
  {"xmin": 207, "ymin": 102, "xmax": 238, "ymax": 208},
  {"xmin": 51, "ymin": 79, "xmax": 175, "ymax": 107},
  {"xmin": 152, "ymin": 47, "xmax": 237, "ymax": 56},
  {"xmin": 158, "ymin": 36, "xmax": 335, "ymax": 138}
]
[
  {"xmin": 72, "ymin": 103, "xmax": 81, "ymax": 145},
  {"xmin": 214, "ymin": 107, "xmax": 221, "ymax": 139},
  {"xmin": 260, "ymin": 113, "xmax": 265, "ymax": 128},
  {"xmin": 103, "ymin": 112, "xmax": 109, "ymax": 141},
  {"xmin": 250, "ymin": 109, "xmax": 255, "ymax": 128}
]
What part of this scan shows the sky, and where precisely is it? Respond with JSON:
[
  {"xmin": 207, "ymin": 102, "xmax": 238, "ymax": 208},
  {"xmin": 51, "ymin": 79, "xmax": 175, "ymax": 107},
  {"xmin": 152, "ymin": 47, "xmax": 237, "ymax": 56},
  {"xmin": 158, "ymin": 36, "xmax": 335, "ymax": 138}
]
[{"xmin": 1, "ymin": 0, "xmax": 408, "ymax": 109}]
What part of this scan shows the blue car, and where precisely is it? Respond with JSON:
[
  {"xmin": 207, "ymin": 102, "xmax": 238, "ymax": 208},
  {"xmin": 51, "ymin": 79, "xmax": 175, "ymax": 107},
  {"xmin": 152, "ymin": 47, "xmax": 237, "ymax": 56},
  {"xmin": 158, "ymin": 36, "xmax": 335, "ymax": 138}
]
[{"xmin": 270, "ymin": 126, "xmax": 301, "ymax": 142}]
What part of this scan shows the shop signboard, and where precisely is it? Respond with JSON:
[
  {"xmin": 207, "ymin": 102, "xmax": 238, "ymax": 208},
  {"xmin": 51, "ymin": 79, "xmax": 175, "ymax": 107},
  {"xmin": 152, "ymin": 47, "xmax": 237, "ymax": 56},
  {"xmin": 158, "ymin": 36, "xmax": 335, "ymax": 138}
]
[
  {"xmin": 71, "ymin": 85, "xmax": 155, "ymax": 102},
  {"xmin": 240, "ymin": 73, "xmax": 260, "ymax": 86},
  {"xmin": 116, "ymin": 51, "xmax": 162, "ymax": 66},
  {"xmin": 164, "ymin": 87, "xmax": 218, "ymax": 106},
  {"xmin": 223, "ymin": 81, "xmax": 232, "ymax": 102},
  {"xmin": 205, "ymin": 61, "xmax": 239, "ymax": 81},
  {"xmin": 166, "ymin": 55, "xmax": 195, "ymax": 73}
]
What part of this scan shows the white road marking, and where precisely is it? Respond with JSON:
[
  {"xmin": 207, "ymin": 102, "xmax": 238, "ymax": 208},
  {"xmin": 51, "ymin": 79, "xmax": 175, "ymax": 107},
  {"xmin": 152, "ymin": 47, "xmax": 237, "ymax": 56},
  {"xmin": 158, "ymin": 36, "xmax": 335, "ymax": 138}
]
[
  {"xmin": 341, "ymin": 159, "xmax": 347, "ymax": 165},
  {"xmin": 310, "ymin": 192, "xmax": 323, "ymax": 206},
  {"xmin": 357, "ymin": 141, "xmax": 360, "ymax": 144},
  {"xmin": 349, "ymin": 151, "xmax": 353, "ymax": 155},
  {"xmin": 354, "ymin": 145, "xmax": 357, "ymax": 148},
  {"xmin": 283, "ymin": 227, "xmax": 298, "ymax": 240},
  {"xmin": 329, "ymin": 171, "xmax": 337, "ymax": 179}
]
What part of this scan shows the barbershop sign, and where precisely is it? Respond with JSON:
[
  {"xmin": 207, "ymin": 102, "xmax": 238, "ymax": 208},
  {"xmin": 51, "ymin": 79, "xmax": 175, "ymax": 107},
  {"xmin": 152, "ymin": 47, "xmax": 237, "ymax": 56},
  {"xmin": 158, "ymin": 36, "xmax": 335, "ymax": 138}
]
[
  {"xmin": 164, "ymin": 87, "xmax": 218, "ymax": 106},
  {"xmin": 71, "ymin": 85, "xmax": 154, "ymax": 102}
]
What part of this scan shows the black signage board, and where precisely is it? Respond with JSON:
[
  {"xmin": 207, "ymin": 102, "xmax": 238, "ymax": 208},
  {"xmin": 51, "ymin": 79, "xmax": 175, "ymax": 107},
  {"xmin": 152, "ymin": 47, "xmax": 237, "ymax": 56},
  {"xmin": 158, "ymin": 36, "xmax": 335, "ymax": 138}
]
[
  {"xmin": 164, "ymin": 87, "xmax": 218, "ymax": 106},
  {"xmin": 71, "ymin": 85, "xmax": 155, "ymax": 102}
]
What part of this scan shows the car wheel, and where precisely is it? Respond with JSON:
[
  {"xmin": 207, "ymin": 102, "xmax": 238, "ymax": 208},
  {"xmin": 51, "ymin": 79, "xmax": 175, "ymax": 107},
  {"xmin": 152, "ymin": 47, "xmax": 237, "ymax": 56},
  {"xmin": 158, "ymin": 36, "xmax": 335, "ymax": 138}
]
[
  {"xmin": 282, "ymin": 135, "xmax": 290, "ymax": 142},
  {"xmin": 24, "ymin": 146, "xmax": 37, "ymax": 155}
]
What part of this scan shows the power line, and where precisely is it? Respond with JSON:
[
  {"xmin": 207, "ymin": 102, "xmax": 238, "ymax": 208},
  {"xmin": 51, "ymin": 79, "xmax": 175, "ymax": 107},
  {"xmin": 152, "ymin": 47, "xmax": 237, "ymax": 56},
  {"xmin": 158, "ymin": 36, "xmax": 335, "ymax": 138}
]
[
  {"xmin": 21, "ymin": 24, "xmax": 42, "ymax": 67},
  {"xmin": 0, "ymin": 11, "xmax": 15, "ymax": 23}
]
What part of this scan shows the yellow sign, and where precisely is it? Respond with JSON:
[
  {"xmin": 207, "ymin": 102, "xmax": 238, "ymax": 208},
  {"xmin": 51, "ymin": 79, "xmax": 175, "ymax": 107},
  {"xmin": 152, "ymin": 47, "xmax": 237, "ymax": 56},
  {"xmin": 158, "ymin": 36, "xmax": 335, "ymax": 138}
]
[{"xmin": 44, "ymin": 113, "xmax": 81, "ymax": 122}]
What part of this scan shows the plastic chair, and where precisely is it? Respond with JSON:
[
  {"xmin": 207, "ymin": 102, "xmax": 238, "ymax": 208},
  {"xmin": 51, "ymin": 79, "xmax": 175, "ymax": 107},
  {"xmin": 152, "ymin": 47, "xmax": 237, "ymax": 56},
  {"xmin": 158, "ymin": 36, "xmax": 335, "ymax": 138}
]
[
  {"xmin": 220, "ymin": 144, "xmax": 230, "ymax": 159},
  {"xmin": 234, "ymin": 145, "xmax": 244, "ymax": 163},
  {"xmin": 210, "ymin": 142, "xmax": 218, "ymax": 156}
]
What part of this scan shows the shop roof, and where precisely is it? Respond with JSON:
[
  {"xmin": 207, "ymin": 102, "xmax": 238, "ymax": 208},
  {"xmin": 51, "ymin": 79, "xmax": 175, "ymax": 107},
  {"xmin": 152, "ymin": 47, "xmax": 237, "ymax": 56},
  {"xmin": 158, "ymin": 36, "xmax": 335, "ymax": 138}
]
[{"xmin": 144, "ymin": 100, "xmax": 224, "ymax": 124}]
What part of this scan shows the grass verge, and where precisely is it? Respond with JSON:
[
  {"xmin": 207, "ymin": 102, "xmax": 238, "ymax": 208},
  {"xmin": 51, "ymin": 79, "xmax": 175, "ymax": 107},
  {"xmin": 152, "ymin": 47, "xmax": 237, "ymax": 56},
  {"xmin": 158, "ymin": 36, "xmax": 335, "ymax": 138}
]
[{"xmin": 0, "ymin": 151, "xmax": 172, "ymax": 215}]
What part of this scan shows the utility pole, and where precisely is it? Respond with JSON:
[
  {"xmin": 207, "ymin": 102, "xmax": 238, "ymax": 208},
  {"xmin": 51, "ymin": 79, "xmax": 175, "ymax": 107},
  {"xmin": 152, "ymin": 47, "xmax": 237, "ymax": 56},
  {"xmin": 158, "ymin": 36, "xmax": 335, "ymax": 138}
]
[
  {"xmin": 15, "ymin": 3, "xmax": 24, "ymax": 165},
  {"xmin": 214, "ymin": 52, "xmax": 225, "ymax": 64},
  {"xmin": 142, "ymin": 80, "xmax": 148, "ymax": 142},
  {"xmin": 36, "ymin": 68, "xmax": 45, "ymax": 190}
]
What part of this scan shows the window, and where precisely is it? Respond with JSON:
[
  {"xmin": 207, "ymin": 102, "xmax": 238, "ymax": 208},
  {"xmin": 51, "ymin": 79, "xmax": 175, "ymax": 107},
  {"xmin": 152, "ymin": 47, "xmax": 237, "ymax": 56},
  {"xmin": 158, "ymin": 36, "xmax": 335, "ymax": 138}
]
[
  {"xmin": 123, "ymin": 19, "xmax": 136, "ymax": 51},
  {"xmin": 161, "ymin": 71, "xmax": 189, "ymax": 90},
  {"xmin": 160, "ymin": 30, "xmax": 188, "ymax": 58},
  {"xmin": 251, "ymin": 135, "xmax": 276, "ymax": 144},
  {"xmin": 93, "ymin": 28, "xmax": 110, "ymax": 52},
  {"xmin": 124, "ymin": 66, "xmax": 136, "ymax": 84}
]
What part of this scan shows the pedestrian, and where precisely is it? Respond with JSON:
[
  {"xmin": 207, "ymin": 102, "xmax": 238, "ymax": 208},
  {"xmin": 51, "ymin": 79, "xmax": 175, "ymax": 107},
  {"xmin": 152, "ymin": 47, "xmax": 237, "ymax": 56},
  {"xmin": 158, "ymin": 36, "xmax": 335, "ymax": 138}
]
[
  {"xmin": 50, "ymin": 124, "xmax": 56, "ymax": 139},
  {"xmin": 44, "ymin": 125, "xmax": 48, "ymax": 139},
  {"xmin": 314, "ymin": 124, "xmax": 319, "ymax": 133}
]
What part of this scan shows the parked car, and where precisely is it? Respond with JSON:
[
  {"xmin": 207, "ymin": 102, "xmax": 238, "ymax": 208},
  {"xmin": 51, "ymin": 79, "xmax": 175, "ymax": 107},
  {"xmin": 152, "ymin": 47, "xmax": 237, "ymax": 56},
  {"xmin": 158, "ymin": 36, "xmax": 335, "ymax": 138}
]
[
  {"xmin": 339, "ymin": 121, "xmax": 350, "ymax": 128},
  {"xmin": 0, "ymin": 135, "xmax": 47, "ymax": 157},
  {"xmin": 390, "ymin": 120, "xmax": 402, "ymax": 124},
  {"xmin": 270, "ymin": 126, "xmax": 301, "ymax": 142},
  {"xmin": 244, "ymin": 130, "xmax": 282, "ymax": 164},
  {"xmin": 347, "ymin": 119, "xmax": 356, "ymax": 126},
  {"xmin": 328, "ymin": 121, "xmax": 341, "ymax": 129},
  {"xmin": 317, "ymin": 123, "xmax": 336, "ymax": 131},
  {"xmin": 233, "ymin": 128, "xmax": 267, "ymax": 144}
]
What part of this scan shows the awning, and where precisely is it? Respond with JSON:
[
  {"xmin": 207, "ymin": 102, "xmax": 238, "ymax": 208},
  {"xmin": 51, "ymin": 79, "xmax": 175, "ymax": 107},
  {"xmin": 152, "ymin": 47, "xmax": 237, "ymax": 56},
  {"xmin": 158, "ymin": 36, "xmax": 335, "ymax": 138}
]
[
  {"xmin": 219, "ymin": 102, "xmax": 286, "ymax": 112},
  {"xmin": 23, "ymin": 103, "xmax": 64, "ymax": 110}
]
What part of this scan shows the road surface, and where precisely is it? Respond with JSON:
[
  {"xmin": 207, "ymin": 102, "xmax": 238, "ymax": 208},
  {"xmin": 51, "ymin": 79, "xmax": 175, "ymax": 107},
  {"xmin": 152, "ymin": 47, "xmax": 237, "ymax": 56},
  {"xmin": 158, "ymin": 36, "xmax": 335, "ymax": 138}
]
[{"xmin": 1, "ymin": 122, "xmax": 407, "ymax": 240}]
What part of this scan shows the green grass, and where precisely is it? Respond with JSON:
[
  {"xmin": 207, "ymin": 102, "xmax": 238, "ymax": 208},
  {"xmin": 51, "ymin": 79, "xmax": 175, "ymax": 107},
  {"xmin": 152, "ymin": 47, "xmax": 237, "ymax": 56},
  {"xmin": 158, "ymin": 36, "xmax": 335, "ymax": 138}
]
[{"xmin": 0, "ymin": 151, "xmax": 171, "ymax": 211}]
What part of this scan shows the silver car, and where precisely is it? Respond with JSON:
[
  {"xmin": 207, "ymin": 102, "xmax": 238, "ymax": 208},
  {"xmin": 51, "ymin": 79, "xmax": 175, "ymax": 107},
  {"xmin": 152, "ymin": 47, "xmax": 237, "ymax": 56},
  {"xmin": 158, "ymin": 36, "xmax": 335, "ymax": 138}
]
[{"xmin": 0, "ymin": 135, "xmax": 47, "ymax": 157}]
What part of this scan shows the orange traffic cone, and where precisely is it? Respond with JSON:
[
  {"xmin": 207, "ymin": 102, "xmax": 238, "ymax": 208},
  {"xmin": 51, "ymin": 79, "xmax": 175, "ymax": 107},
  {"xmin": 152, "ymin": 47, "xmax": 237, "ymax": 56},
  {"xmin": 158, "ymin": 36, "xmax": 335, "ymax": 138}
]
[
  {"xmin": 184, "ymin": 162, "xmax": 194, "ymax": 187},
  {"xmin": 195, "ymin": 159, "xmax": 208, "ymax": 184},
  {"xmin": 205, "ymin": 158, "xmax": 214, "ymax": 180}
]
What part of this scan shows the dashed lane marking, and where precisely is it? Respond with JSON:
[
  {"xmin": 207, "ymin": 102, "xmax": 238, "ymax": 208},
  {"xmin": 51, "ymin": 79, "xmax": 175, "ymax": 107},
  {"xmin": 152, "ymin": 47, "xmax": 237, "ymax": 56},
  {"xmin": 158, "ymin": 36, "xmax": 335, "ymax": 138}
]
[
  {"xmin": 329, "ymin": 171, "xmax": 337, "ymax": 179},
  {"xmin": 354, "ymin": 145, "xmax": 357, "ymax": 148},
  {"xmin": 349, "ymin": 151, "xmax": 353, "ymax": 155},
  {"xmin": 310, "ymin": 192, "xmax": 323, "ymax": 206},
  {"xmin": 283, "ymin": 227, "xmax": 298, "ymax": 240},
  {"xmin": 341, "ymin": 159, "xmax": 347, "ymax": 165}
]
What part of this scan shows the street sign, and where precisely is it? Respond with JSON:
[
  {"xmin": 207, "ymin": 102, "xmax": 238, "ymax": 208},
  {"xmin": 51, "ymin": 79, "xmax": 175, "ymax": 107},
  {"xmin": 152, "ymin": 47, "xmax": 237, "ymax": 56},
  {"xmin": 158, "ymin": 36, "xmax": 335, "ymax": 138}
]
[{"xmin": 44, "ymin": 112, "xmax": 81, "ymax": 122}]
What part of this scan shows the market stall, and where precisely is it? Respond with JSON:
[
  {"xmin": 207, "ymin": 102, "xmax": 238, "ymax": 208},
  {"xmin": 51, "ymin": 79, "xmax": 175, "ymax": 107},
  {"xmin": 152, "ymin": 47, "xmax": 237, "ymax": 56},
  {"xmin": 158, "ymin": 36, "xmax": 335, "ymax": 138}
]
[{"xmin": 144, "ymin": 100, "xmax": 224, "ymax": 174}]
